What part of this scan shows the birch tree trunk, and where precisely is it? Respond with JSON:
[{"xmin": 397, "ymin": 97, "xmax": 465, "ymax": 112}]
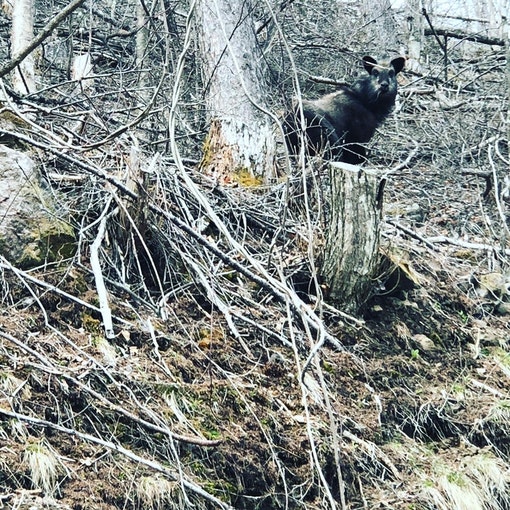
[
  {"xmin": 505, "ymin": 15, "xmax": 510, "ymax": 169},
  {"xmin": 404, "ymin": 0, "xmax": 423, "ymax": 73},
  {"xmin": 195, "ymin": 0, "xmax": 276, "ymax": 182},
  {"xmin": 136, "ymin": 1, "xmax": 149, "ymax": 100},
  {"xmin": 11, "ymin": 0, "xmax": 36, "ymax": 94}
]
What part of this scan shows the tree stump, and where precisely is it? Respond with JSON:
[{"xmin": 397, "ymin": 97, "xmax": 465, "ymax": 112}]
[{"xmin": 320, "ymin": 162, "xmax": 383, "ymax": 313}]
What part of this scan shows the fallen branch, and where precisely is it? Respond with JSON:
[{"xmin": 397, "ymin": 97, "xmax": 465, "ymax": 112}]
[
  {"xmin": 425, "ymin": 236, "xmax": 510, "ymax": 255},
  {"xmin": 461, "ymin": 168, "xmax": 492, "ymax": 198},
  {"xmin": 424, "ymin": 26, "xmax": 505, "ymax": 47},
  {"xmin": 90, "ymin": 200, "xmax": 116, "ymax": 339},
  {"xmin": 385, "ymin": 219, "xmax": 439, "ymax": 251},
  {"xmin": 343, "ymin": 429, "xmax": 402, "ymax": 481},
  {"xmin": 469, "ymin": 379, "xmax": 506, "ymax": 398}
]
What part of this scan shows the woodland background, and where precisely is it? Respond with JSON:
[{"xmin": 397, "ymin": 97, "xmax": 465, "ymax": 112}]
[{"xmin": 0, "ymin": 0, "xmax": 509, "ymax": 509}]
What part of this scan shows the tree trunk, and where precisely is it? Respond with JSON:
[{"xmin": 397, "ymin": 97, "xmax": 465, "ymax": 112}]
[
  {"xmin": 320, "ymin": 163, "xmax": 382, "ymax": 313},
  {"xmin": 361, "ymin": 0, "xmax": 400, "ymax": 55},
  {"xmin": 195, "ymin": 0, "xmax": 276, "ymax": 182},
  {"xmin": 404, "ymin": 0, "xmax": 423, "ymax": 73},
  {"xmin": 136, "ymin": 1, "xmax": 149, "ymax": 98},
  {"xmin": 11, "ymin": 0, "xmax": 36, "ymax": 94},
  {"xmin": 506, "ymin": 16, "xmax": 510, "ymax": 172}
]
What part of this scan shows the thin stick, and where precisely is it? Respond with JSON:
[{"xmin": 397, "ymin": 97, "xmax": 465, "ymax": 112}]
[
  {"xmin": 385, "ymin": 219, "xmax": 438, "ymax": 251},
  {"xmin": 343, "ymin": 429, "xmax": 402, "ymax": 481},
  {"xmin": 90, "ymin": 199, "xmax": 115, "ymax": 338},
  {"xmin": 424, "ymin": 236, "xmax": 510, "ymax": 255}
]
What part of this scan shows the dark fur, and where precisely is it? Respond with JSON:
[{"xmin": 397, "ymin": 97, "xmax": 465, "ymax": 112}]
[{"xmin": 284, "ymin": 56, "xmax": 405, "ymax": 164}]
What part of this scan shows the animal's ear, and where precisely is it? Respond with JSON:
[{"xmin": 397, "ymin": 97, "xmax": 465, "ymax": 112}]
[
  {"xmin": 391, "ymin": 57, "xmax": 406, "ymax": 74},
  {"xmin": 362, "ymin": 56, "xmax": 378, "ymax": 74}
]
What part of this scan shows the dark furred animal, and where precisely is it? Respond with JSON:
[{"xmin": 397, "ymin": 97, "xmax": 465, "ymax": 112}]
[{"xmin": 284, "ymin": 56, "xmax": 405, "ymax": 164}]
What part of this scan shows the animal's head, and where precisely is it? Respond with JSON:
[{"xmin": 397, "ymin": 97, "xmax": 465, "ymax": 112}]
[{"xmin": 361, "ymin": 56, "xmax": 405, "ymax": 101}]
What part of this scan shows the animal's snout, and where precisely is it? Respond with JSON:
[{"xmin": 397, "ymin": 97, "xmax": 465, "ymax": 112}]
[{"xmin": 379, "ymin": 80, "xmax": 389, "ymax": 91}]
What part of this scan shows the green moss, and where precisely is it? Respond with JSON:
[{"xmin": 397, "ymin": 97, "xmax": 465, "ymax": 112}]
[
  {"xmin": 322, "ymin": 360, "xmax": 335, "ymax": 373},
  {"xmin": 203, "ymin": 427, "xmax": 221, "ymax": 440},
  {"xmin": 82, "ymin": 314, "xmax": 102, "ymax": 334},
  {"xmin": 446, "ymin": 470, "xmax": 466, "ymax": 486},
  {"xmin": 202, "ymin": 479, "xmax": 236, "ymax": 502},
  {"xmin": 153, "ymin": 383, "xmax": 181, "ymax": 397},
  {"xmin": 492, "ymin": 347, "xmax": 510, "ymax": 368},
  {"xmin": 70, "ymin": 272, "xmax": 89, "ymax": 293},
  {"xmin": 17, "ymin": 217, "xmax": 76, "ymax": 269},
  {"xmin": 232, "ymin": 168, "xmax": 263, "ymax": 187}
]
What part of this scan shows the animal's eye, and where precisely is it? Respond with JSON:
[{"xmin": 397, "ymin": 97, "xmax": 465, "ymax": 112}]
[
  {"xmin": 389, "ymin": 69, "xmax": 395, "ymax": 77},
  {"xmin": 372, "ymin": 69, "xmax": 379, "ymax": 77}
]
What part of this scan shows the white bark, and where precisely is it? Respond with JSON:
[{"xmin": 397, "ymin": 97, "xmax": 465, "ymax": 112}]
[
  {"xmin": 136, "ymin": 2, "xmax": 149, "ymax": 97},
  {"xmin": 405, "ymin": 0, "xmax": 424, "ymax": 73},
  {"xmin": 90, "ymin": 205, "xmax": 115, "ymax": 340},
  {"xmin": 72, "ymin": 53, "xmax": 94, "ymax": 90},
  {"xmin": 506, "ymin": 15, "xmax": 510, "ymax": 168},
  {"xmin": 195, "ymin": 0, "xmax": 276, "ymax": 180},
  {"xmin": 361, "ymin": 0, "xmax": 400, "ymax": 54},
  {"xmin": 11, "ymin": 0, "xmax": 36, "ymax": 94}
]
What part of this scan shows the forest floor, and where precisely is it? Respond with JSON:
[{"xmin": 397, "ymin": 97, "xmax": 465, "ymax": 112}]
[{"xmin": 1, "ymin": 106, "xmax": 510, "ymax": 510}]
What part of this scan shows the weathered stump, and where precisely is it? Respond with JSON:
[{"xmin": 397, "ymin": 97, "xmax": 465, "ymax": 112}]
[{"xmin": 320, "ymin": 162, "xmax": 383, "ymax": 313}]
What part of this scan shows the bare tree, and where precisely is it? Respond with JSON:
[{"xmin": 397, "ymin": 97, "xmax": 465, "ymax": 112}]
[
  {"xmin": 10, "ymin": 0, "xmax": 36, "ymax": 94},
  {"xmin": 361, "ymin": 0, "xmax": 401, "ymax": 55},
  {"xmin": 501, "ymin": 4, "xmax": 510, "ymax": 152},
  {"xmin": 136, "ymin": 0, "xmax": 150, "ymax": 100},
  {"xmin": 404, "ymin": 0, "xmax": 424, "ymax": 72},
  {"xmin": 195, "ymin": 0, "xmax": 276, "ymax": 181}
]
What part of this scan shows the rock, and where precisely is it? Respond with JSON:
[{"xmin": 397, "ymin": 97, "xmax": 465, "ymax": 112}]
[
  {"xmin": 475, "ymin": 272, "xmax": 510, "ymax": 299},
  {"xmin": 496, "ymin": 302, "xmax": 510, "ymax": 315},
  {"xmin": 0, "ymin": 144, "xmax": 74, "ymax": 267},
  {"xmin": 412, "ymin": 333, "xmax": 437, "ymax": 352}
]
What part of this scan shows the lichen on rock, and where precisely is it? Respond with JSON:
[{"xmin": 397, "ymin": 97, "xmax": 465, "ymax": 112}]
[{"xmin": 0, "ymin": 144, "xmax": 75, "ymax": 267}]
